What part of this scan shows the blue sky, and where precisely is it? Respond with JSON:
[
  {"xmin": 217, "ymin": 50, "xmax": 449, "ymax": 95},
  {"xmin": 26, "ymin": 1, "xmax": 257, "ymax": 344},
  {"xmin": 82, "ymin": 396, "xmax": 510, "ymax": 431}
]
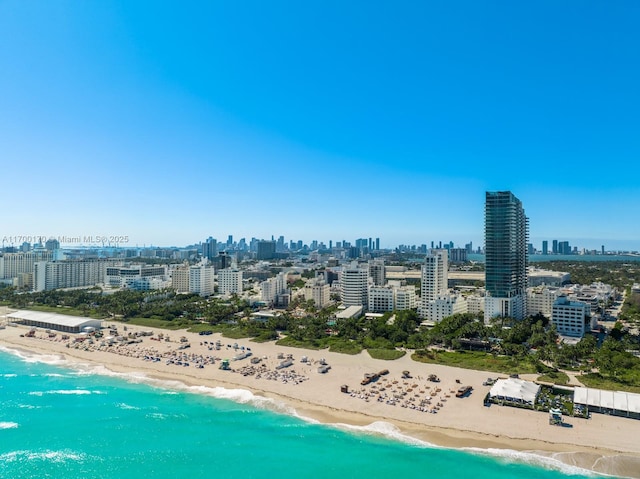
[{"xmin": 2, "ymin": 1, "xmax": 639, "ymax": 251}]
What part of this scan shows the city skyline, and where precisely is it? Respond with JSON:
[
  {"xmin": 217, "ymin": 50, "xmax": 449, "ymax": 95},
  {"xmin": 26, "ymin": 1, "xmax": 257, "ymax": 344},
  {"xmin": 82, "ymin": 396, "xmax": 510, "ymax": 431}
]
[{"xmin": 2, "ymin": 2, "xmax": 640, "ymax": 250}]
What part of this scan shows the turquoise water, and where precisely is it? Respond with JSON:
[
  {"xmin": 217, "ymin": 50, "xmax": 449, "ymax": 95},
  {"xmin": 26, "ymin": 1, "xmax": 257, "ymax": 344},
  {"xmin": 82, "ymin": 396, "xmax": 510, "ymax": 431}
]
[{"xmin": 0, "ymin": 347, "xmax": 601, "ymax": 479}]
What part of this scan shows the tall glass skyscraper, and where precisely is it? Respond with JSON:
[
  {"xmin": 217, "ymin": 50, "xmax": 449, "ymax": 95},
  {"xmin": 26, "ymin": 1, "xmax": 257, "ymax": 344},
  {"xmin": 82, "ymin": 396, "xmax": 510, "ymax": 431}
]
[{"xmin": 484, "ymin": 191, "xmax": 529, "ymax": 322}]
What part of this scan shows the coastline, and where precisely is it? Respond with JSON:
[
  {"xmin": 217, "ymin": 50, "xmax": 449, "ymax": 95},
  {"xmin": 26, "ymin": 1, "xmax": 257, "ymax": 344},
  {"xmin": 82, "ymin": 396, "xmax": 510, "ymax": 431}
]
[{"xmin": 1, "ymin": 320, "xmax": 639, "ymax": 478}]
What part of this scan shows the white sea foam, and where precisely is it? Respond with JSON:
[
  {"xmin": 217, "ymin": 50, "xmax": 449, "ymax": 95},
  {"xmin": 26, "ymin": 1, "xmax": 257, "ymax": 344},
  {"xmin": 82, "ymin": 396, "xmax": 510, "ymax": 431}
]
[
  {"xmin": 0, "ymin": 449, "xmax": 86, "ymax": 463},
  {"xmin": 146, "ymin": 412, "xmax": 168, "ymax": 420},
  {"xmin": 18, "ymin": 404, "xmax": 40, "ymax": 409},
  {"xmin": 0, "ymin": 345, "xmax": 68, "ymax": 366},
  {"xmin": 30, "ymin": 389, "xmax": 93, "ymax": 396},
  {"xmin": 463, "ymin": 447, "xmax": 598, "ymax": 476},
  {"xmin": 116, "ymin": 402, "xmax": 140, "ymax": 410},
  {"xmin": 329, "ymin": 420, "xmax": 437, "ymax": 448},
  {"xmin": 0, "ymin": 422, "xmax": 19, "ymax": 430},
  {"xmin": 2, "ymin": 373, "xmax": 17, "ymax": 378}
]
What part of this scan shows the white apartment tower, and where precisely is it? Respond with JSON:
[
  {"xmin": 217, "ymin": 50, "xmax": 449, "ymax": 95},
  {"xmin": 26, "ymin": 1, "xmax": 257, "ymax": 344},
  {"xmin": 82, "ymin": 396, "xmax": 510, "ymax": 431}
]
[
  {"xmin": 171, "ymin": 267, "xmax": 190, "ymax": 293},
  {"xmin": 218, "ymin": 268, "xmax": 243, "ymax": 295},
  {"xmin": 419, "ymin": 249, "xmax": 448, "ymax": 318},
  {"xmin": 189, "ymin": 265, "xmax": 215, "ymax": 296},
  {"xmin": 340, "ymin": 262, "xmax": 369, "ymax": 309}
]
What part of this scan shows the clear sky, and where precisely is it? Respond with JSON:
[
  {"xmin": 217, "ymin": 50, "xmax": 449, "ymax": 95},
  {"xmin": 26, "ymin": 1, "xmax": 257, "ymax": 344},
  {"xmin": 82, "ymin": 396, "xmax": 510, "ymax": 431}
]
[{"xmin": 2, "ymin": 1, "xmax": 639, "ymax": 251}]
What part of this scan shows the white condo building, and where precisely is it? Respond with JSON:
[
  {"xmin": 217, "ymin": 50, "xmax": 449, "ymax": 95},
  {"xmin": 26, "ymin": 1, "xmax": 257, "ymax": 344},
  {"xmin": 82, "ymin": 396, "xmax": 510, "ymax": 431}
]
[
  {"xmin": 419, "ymin": 249, "xmax": 448, "ymax": 319},
  {"xmin": 552, "ymin": 296, "xmax": 592, "ymax": 337},
  {"xmin": 466, "ymin": 295, "xmax": 485, "ymax": 316},
  {"xmin": 527, "ymin": 286, "xmax": 561, "ymax": 318},
  {"xmin": 189, "ymin": 265, "xmax": 215, "ymax": 296},
  {"xmin": 1, "ymin": 251, "xmax": 53, "ymax": 280},
  {"xmin": 171, "ymin": 267, "xmax": 190, "ymax": 293},
  {"xmin": 394, "ymin": 285, "xmax": 417, "ymax": 311},
  {"xmin": 368, "ymin": 285, "xmax": 394, "ymax": 313},
  {"xmin": 218, "ymin": 268, "xmax": 243, "ymax": 295},
  {"xmin": 340, "ymin": 263, "xmax": 369, "ymax": 309},
  {"xmin": 426, "ymin": 294, "xmax": 468, "ymax": 323},
  {"xmin": 33, "ymin": 259, "xmax": 114, "ymax": 291},
  {"xmin": 303, "ymin": 277, "xmax": 331, "ymax": 308},
  {"xmin": 261, "ymin": 272, "xmax": 288, "ymax": 305}
]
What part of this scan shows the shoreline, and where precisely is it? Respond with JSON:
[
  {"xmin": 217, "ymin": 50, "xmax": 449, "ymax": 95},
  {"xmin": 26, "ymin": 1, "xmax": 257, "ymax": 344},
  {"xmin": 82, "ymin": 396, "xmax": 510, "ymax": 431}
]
[{"xmin": 1, "ymin": 320, "xmax": 639, "ymax": 478}]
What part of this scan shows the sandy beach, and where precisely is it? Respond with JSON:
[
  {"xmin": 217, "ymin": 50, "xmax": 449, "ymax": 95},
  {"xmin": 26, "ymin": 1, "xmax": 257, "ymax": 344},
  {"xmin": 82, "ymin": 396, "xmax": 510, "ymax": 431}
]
[{"xmin": 1, "ymin": 313, "xmax": 639, "ymax": 478}]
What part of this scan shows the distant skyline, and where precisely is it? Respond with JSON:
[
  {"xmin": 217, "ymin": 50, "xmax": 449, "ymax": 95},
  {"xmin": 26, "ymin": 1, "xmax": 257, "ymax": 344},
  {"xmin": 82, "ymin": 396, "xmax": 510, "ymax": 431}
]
[{"xmin": 2, "ymin": 2, "xmax": 640, "ymax": 250}]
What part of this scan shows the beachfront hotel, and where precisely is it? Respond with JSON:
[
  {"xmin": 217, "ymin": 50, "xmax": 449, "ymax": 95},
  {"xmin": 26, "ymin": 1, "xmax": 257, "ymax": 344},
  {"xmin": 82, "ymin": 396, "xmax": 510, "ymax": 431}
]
[{"xmin": 484, "ymin": 191, "xmax": 529, "ymax": 322}]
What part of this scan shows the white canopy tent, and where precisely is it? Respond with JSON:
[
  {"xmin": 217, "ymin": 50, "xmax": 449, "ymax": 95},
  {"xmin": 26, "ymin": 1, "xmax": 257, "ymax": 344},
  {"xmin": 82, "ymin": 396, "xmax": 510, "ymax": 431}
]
[
  {"xmin": 574, "ymin": 387, "xmax": 640, "ymax": 419},
  {"xmin": 488, "ymin": 378, "xmax": 541, "ymax": 406}
]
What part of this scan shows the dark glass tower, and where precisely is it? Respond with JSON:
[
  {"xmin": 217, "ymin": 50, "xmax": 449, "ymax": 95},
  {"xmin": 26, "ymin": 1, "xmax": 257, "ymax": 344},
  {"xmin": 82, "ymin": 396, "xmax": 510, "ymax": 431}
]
[{"xmin": 484, "ymin": 191, "xmax": 529, "ymax": 321}]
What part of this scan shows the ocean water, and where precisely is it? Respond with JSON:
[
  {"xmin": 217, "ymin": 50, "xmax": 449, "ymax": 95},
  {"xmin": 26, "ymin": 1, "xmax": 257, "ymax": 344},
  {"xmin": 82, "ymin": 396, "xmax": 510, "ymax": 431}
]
[{"xmin": 0, "ymin": 347, "xmax": 602, "ymax": 479}]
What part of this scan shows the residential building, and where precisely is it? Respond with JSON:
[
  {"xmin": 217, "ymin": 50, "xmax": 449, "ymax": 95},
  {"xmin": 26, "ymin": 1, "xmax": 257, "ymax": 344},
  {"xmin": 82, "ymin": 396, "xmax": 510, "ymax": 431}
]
[
  {"xmin": 257, "ymin": 240, "xmax": 276, "ymax": 260},
  {"xmin": 552, "ymin": 296, "xmax": 592, "ymax": 337},
  {"xmin": 368, "ymin": 259, "xmax": 385, "ymax": 286},
  {"xmin": 426, "ymin": 294, "xmax": 468, "ymax": 323},
  {"xmin": 527, "ymin": 286, "xmax": 561, "ymax": 318},
  {"xmin": 419, "ymin": 249, "xmax": 448, "ymax": 318},
  {"xmin": 303, "ymin": 277, "xmax": 331, "ymax": 308},
  {"xmin": 484, "ymin": 191, "xmax": 529, "ymax": 322},
  {"xmin": 171, "ymin": 266, "xmax": 190, "ymax": 293},
  {"xmin": 202, "ymin": 237, "xmax": 218, "ymax": 262},
  {"xmin": 466, "ymin": 295, "xmax": 485, "ymax": 316},
  {"xmin": 105, "ymin": 265, "xmax": 167, "ymax": 288},
  {"xmin": 368, "ymin": 285, "xmax": 394, "ymax": 313},
  {"xmin": 393, "ymin": 285, "xmax": 417, "ymax": 311},
  {"xmin": 189, "ymin": 265, "xmax": 215, "ymax": 296},
  {"xmin": 218, "ymin": 268, "xmax": 243, "ymax": 295},
  {"xmin": 0, "ymin": 251, "xmax": 53, "ymax": 279},
  {"xmin": 340, "ymin": 262, "xmax": 369, "ymax": 309},
  {"xmin": 33, "ymin": 259, "xmax": 114, "ymax": 291},
  {"xmin": 261, "ymin": 272, "xmax": 288, "ymax": 305}
]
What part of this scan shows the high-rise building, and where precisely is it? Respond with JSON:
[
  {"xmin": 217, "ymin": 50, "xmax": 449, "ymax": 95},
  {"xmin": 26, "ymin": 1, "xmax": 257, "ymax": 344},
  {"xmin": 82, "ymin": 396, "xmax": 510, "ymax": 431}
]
[
  {"xmin": 218, "ymin": 268, "xmax": 243, "ymax": 295},
  {"xmin": 484, "ymin": 191, "xmax": 529, "ymax": 322},
  {"xmin": 189, "ymin": 265, "xmax": 215, "ymax": 296},
  {"xmin": 340, "ymin": 262, "xmax": 369, "ymax": 309},
  {"xmin": 368, "ymin": 259, "xmax": 385, "ymax": 286},
  {"xmin": 419, "ymin": 249, "xmax": 448, "ymax": 319},
  {"xmin": 202, "ymin": 237, "xmax": 217, "ymax": 261},
  {"xmin": 552, "ymin": 239, "xmax": 558, "ymax": 254},
  {"xmin": 542, "ymin": 240, "xmax": 548, "ymax": 255},
  {"xmin": 257, "ymin": 240, "xmax": 276, "ymax": 260}
]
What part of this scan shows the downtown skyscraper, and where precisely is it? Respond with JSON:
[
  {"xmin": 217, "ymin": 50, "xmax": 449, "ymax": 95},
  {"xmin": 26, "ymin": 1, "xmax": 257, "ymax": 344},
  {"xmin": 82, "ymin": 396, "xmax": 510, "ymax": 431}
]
[{"xmin": 484, "ymin": 191, "xmax": 529, "ymax": 322}]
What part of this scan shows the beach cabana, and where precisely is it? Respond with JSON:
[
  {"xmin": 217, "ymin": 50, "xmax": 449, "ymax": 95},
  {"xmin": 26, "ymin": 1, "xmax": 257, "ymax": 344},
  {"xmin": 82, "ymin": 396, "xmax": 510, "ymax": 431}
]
[
  {"xmin": 573, "ymin": 387, "xmax": 640, "ymax": 419},
  {"xmin": 488, "ymin": 378, "xmax": 540, "ymax": 407}
]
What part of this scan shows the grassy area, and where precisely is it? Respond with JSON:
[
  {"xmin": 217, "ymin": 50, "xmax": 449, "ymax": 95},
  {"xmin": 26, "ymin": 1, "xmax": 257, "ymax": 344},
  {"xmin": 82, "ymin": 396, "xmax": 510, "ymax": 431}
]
[
  {"xmin": 121, "ymin": 317, "xmax": 187, "ymax": 330},
  {"xmin": 275, "ymin": 336, "xmax": 327, "ymax": 350},
  {"xmin": 367, "ymin": 349, "xmax": 406, "ymax": 360},
  {"xmin": 208, "ymin": 325, "xmax": 253, "ymax": 339},
  {"xmin": 412, "ymin": 349, "xmax": 541, "ymax": 375},
  {"xmin": 536, "ymin": 371, "xmax": 570, "ymax": 385},
  {"xmin": 326, "ymin": 338, "xmax": 362, "ymax": 355},
  {"xmin": 579, "ymin": 373, "xmax": 640, "ymax": 394}
]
